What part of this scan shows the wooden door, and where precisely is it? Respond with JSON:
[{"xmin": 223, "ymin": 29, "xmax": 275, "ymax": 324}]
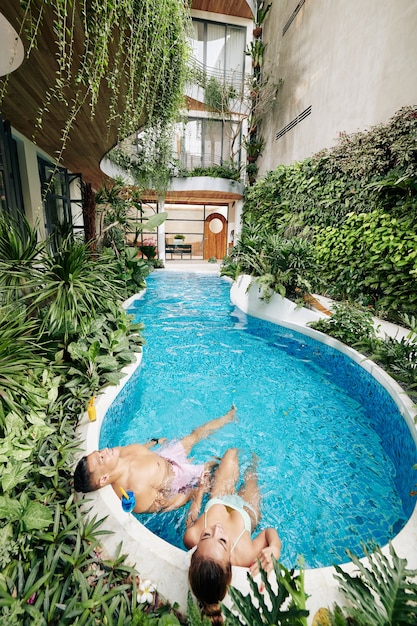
[{"xmin": 204, "ymin": 213, "xmax": 227, "ymax": 260}]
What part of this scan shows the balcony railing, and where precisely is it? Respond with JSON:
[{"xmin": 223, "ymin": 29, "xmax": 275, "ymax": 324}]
[{"xmin": 188, "ymin": 57, "xmax": 245, "ymax": 93}]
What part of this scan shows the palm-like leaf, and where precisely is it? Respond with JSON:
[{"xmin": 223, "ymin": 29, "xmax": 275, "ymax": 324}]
[
  {"xmin": 222, "ymin": 559, "xmax": 309, "ymax": 625},
  {"xmin": 0, "ymin": 305, "xmax": 46, "ymax": 421},
  {"xmin": 0, "ymin": 213, "xmax": 45, "ymax": 302},
  {"xmin": 23, "ymin": 238, "xmax": 125, "ymax": 345},
  {"xmin": 333, "ymin": 543, "xmax": 417, "ymax": 625}
]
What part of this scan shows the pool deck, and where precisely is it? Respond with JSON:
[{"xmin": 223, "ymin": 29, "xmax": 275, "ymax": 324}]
[{"xmin": 75, "ymin": 263, "xmax": 417, "ymax": 623}]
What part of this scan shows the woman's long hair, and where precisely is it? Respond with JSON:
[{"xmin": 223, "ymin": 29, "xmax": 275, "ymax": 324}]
[{"xmin": 189, "ymin": 551, "xmax": 232, "ymax": 625}]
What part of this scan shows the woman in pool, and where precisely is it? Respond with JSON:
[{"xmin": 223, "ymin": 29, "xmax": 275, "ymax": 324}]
[{"xmin": 183, "ymin": 447, "xmax": 281, "ymax": 625}]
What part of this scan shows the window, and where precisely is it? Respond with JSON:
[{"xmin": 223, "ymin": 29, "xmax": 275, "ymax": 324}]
[
  {"xmin": 191, "ymin": 19, "xmax": 246, "ymax": 92},
  {"xmin": 0, "ymin": 115, "xmax": 25, "ymax": 226},
  {"xmin": 180, "ymin": 117, "xmax": 240, "ymax": 168},
  {"xmin": 38, "ymin": 157, "xmax": 84, "ymax": 248}
]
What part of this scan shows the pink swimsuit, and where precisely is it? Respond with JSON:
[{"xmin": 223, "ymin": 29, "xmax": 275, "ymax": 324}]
[{"xmin": 158, "ymin": 441, "xmax": 205, "ymax": 493}]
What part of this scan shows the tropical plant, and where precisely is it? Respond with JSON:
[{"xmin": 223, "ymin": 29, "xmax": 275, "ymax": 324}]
[
  {"xmin": 1, "ymin": 0, "xmax": 190, "ymax": 167},
  {"xmin": 95, "ymin": 178, "xmax": 167, "ymax": 251},
  {"xmin": 255, "ymin": 1, "xmax": 272, "ymax": 29},
  {"xmin": 222, "ymin": 558, "xmax": 309, "ymax": 626},
  {"xmin": 0, "ymin": 213, "xmax": 45, "ymax": 304},
  {"xmin": 244, "ymin": 136, "xmax": 265, "ymax": 160},
  {"xmin": 359, "ymin": 314, "xmax": 417, "ymax": 401},
  {"xmin": 65, "ymin": 302, "xmax": 144, "ymax": 394},
  {"xmin": 0, "ymin": 305, "xmax": 50, "ymax": 428},
  {"xmin": 245, "ymin": 40, "xmax": 267, "ymax": 68},
  {"xmin": 22, "ymin": 237, "xmax": 124, "ymax": 347},
  {"xmin": 245, "ymin": 162, "xmax": 259, "ymax": 183},
  {"xmin": 187, "ymin": 161, "xmax": 242, "ymax": 181},
  {"xmin": 309, "ymin": 303, "xmax": 378, "ymax": 348},
  {"xmin": 242, "ymin": 106, "xmax": 417, "ymax": 320},
  {"xmin": 204, "ymin": 76, "xmax": 237, "ymax": 111},
  {"xmin": 107, "ymin": 122, "xmax": 184, "ymax": 199},
  {"xmin": 224, "ymin": 225, "xmax": 316, "ymax": 303},
  {"xmin": 328, "ymin": 543, "xmax": 417, "ymax": 625},
  {"xmin": 313, "ymin": 210, "xmax": 417, "ymax": 319}
]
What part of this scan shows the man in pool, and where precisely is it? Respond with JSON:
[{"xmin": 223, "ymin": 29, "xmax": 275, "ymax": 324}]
[{"xmin": 73, "ymin": 405, "xmax": 236, "ymax": 514}]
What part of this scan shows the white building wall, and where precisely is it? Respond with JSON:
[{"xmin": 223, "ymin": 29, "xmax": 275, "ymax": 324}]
[{"xmin": 259, "ymin": 0, "xmax": 417, "ymax": 173}]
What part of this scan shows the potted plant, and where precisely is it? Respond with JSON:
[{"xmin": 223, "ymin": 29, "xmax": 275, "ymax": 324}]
[
  {"xmin": 253, "ymin": 1, "xmax": 272, "ymax": 38},
  {"xmin": 245, "ymin": 162, "xmax": 259, "ymax": 185},
  {"xmin": 174, "ymin": 234, "xmax": 186, "ymax": 244},
  {"xmin": 244, "ymin": 136, "xmax": 265, "ymax": 162},
  {"xmin": 138, "ymin": 237, "xmax": 157, "ymax": 260},
  {"xmin": 245, "ymin": 39, "xmax": 266, "ymax": 69}
]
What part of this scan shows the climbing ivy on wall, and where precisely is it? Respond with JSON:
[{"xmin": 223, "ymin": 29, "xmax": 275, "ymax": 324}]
[{"xmin": 240, "ymin": 105, "xmax": 417, "ymax": 321}]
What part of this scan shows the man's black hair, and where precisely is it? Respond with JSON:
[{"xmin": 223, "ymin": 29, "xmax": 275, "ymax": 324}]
[{"xmin": 73, "ymin": 456, "xmax": 94, "ymax": 493}]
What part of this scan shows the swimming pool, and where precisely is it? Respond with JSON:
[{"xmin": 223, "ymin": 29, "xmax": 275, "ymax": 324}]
[{"xmin": 99, "ymin": 272, "xmax": 417, "ymax": 569}]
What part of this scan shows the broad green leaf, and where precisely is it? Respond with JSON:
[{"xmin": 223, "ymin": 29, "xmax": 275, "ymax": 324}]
[
  {"xmin": 22, "ymin": 501, "xmax": 53, "ymax": 530},
  {"xmin": 2, "ymin": 462, "xmax": 32, "ymax": 492},
  {"xmin": 0, "ymin": 496, "xmax": 21, "ymax": 519}
]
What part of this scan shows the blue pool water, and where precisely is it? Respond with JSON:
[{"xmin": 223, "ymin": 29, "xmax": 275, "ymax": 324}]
[{"xmin": 100, "ymin": 272, "xmax": 416, "ymax": 568}]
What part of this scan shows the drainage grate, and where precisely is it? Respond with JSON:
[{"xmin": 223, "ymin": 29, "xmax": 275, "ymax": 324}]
[
  {"xmin": 275, "ymin": 105, "xmax": 312, "ymax": 140},
  {"xmin": 282, "ymin": 0, "xmax": 306, "ymax": 36}
]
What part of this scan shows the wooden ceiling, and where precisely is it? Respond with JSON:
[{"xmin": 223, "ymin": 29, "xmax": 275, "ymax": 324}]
[
  {"xmin": 192, "ymin": 0, "xmax": 253, "ymax": 19},
  {"xmin": 144, "ymin": 187, "xmax": 243, "ymax": 205},
  {"xmin": 0, "ymin": 0, "xmax": 252, "ymax": 197},
  {"xmin": 1, "ymin": 0, "xmax": 140, "ymax": 191}
]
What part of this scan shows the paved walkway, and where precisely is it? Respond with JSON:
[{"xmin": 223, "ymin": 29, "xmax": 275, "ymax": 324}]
[{"xmin": 163, "ymin": 259, "xmax": 221, "ymax": 273}]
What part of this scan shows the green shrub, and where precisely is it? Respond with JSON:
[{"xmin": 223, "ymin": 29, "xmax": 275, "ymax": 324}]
[
  {"xmin": 309, "ymin": 302, "xmax": 377, "ymax": 347},
  {"xmin": 314, "ymin": 210, "xmax": 417, "ymax": 319}
]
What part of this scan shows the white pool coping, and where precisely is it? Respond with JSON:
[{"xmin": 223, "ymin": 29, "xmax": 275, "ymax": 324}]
[{"xmin": 75, "ymin": 272, "xmax": 417, "ymax": 622}]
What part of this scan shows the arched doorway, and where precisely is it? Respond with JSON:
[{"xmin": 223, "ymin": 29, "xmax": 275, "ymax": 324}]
[{"xmin": 204, "ymin": 212, "xmax": 227, "ymax": 260}]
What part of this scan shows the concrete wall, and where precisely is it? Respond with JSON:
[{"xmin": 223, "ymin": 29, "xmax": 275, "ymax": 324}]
[{"xmin": 259, "ymin": 0, "xmax": 417, "ymax": 173}]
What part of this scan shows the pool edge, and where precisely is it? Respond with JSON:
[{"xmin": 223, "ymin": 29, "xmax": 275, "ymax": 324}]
[{"xmin": 75, "ymin": 275, "xmax": 417, "ymax": 622}]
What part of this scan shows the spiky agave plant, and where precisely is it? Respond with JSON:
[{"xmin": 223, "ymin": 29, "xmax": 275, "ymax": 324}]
[{"xmin": 0, "ymin": 213, "xmax": 45, "ymax": 304}]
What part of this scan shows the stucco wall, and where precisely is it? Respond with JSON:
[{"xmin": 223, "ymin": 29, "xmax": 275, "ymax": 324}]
[{"xmin": 259, "ymin": 0, "xmax": 417, "ymax": 173}]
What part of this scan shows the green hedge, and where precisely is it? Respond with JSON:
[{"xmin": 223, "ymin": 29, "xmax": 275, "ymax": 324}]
[{"xmin": 241, "ymin": 105, "xmax": 417, "ymax": 321}]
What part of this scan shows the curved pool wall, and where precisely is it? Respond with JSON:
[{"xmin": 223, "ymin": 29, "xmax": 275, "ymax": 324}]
[{"xmin": 75, "ymin": 272, "xmax": 417, "ymax": 622}]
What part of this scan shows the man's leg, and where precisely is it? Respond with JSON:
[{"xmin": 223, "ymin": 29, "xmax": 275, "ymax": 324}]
[{"xmin": 180, "ymin": 404, "xmax": 236, "ymax": 454}]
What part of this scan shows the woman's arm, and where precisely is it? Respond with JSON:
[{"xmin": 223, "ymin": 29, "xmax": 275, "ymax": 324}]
[
  {"xmin": 250, "ymin": 528, "xmax": 281, "ymax": 576},
  {"xmin": 183, "ymin": 515, "xmax": 203, "ymax": 549}
]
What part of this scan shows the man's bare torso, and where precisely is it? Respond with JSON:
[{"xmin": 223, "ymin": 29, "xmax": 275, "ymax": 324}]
[{"xmin": 111, "ymin": 444, "xmax": 175, "ymax": 513}]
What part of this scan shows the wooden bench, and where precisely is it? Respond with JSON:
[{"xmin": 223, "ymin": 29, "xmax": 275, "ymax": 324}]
[{"xmin": 165, "ymin": 244, "xmax": 192, "ymax": 259}]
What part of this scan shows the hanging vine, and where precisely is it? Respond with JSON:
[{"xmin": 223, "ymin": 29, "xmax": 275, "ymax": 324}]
[{"xmin": 0, "ymin": 0, "xmax": 191, "ymax": 163}]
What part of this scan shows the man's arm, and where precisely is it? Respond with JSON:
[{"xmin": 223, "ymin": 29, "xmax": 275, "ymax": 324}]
[
  {"xmin": 143, "ymin": 437, "xmax": 168, "ymax": 450},
  {"xmin": 185, "ymin": 481, "xmax": 206, "ymax": 529},
  {"xmin": 155, "ymin": 488, "xmax": 195, "ymax": 513}
]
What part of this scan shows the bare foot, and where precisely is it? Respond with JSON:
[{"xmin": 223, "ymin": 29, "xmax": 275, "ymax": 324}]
[
  {"xmin": 225, "ymin": 403, "xmax": 237, "ymax": 423},
  {"xmin": 245, "ymin": 452, "xmax": 259, "ymax": 478}
]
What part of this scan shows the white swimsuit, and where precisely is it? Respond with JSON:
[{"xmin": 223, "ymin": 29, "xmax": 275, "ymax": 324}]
[{"xmin": 204, "ymin": 495, "xmax": 258, "ymax": 552}]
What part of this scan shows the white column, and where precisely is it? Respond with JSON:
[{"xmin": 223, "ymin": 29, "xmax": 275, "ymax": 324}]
[
  {"xmin": 157, "ymin": 196, "xmax": 166, "ymax": 263},
  {"xmin": 234, "ymin": 198, "xmax": 244, "ymax": 241}
]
